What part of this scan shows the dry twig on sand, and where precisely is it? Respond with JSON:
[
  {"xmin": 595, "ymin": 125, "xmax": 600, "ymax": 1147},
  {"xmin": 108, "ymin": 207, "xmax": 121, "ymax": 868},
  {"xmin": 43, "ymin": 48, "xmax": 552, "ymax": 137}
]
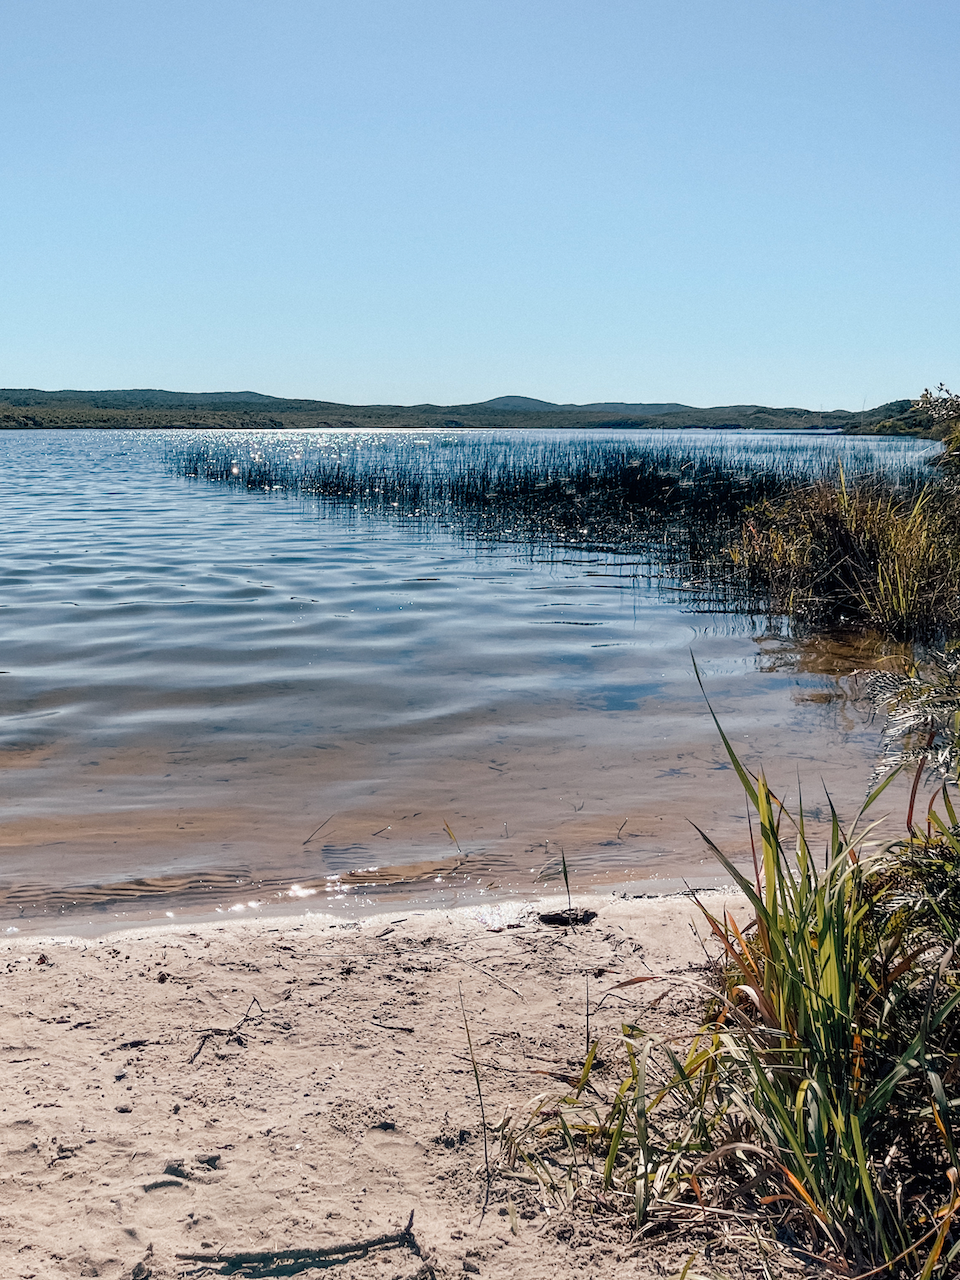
[
  {"xmin": 186, "ymin": 996, "xmax": 268, "ymax": 1065},
  {"xmin": 176, "ymin": 1210, "xmax": 421, "ymax": 1275}
]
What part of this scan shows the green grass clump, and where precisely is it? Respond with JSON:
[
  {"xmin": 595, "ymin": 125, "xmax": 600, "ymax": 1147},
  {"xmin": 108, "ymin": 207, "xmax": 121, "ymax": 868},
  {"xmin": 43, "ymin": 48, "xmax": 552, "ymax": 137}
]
[
  {"xmin": 500, "ymin": 698, "xmax": 960, "ymax": 1277},
  {"xmin": 730, "ymin": 474, "xmax": 960, "ymax": 640}
]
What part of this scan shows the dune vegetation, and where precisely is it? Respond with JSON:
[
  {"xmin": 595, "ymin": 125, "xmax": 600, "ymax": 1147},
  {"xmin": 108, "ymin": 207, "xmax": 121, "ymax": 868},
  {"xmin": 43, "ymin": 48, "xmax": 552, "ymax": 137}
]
[{"xmin": 501, "ymin": 663, "xmax": 960, "ymax": 1277}]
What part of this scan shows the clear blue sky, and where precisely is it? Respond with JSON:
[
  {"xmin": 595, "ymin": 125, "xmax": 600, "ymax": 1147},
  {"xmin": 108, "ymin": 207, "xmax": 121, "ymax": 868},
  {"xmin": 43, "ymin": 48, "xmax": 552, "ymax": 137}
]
[{"xmin": 1, "ymin": 0, "xmax": 957, "ymax": 409}]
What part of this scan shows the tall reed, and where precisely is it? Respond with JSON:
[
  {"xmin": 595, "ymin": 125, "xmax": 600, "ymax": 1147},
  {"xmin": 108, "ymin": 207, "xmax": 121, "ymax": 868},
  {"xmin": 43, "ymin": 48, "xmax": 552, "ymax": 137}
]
[
  {"xmin": 168, "ymin": 430, "xmax": 941, "ymax": 629},
  {"xmin": 732, "ymin": 474, "xmax": 960, "ymax": 639}
]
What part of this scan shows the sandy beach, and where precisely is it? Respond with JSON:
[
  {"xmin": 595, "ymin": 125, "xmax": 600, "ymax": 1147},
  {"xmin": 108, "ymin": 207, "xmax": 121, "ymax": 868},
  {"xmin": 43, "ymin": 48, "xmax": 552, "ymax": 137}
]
[{"xmin": 0, "ymin": 889, "xmax": 829, "ymax": 1280}]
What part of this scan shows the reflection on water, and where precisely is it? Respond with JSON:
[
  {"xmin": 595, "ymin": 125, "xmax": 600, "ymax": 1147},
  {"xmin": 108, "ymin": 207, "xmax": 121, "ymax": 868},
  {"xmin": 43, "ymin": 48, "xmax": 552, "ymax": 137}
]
[{"xmin": 0, "ymin": 430, "xmax": 934, "ymax": 931}]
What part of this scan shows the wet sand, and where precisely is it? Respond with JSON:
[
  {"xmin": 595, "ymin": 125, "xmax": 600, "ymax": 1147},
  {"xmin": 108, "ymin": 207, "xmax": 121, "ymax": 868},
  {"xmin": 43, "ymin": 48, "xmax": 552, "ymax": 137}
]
[{"xmin": 0, "ymin": 669, "xmax": 894, "ymax": 934}]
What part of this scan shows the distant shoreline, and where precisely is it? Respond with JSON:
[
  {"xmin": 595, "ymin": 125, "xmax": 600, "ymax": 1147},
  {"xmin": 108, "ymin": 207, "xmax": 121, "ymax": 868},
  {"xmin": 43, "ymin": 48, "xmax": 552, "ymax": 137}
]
[{"xmin": 0, "ymin": 386, "xmax": 936, "ymax": 436}]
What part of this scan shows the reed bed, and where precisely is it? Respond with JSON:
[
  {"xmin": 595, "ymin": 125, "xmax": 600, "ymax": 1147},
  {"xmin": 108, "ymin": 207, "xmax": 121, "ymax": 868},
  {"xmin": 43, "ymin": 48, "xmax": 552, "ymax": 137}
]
[
  {"xmin": 168, "ymin": 430, "xmax": 942, "ymax": 630},
  {"xmin": 732, "ymin": 476, "xmax": 960, "ymax": 640},
  {"xmin": 500, "ymin": 687, "xmax": 960, "ymax": 1277}
]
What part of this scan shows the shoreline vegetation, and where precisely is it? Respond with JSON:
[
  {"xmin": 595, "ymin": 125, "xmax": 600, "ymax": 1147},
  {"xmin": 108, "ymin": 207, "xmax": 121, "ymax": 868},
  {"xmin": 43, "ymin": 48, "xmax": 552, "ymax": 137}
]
[
  {"xmin": 168, "ymin": 418, "xmax": 954, "ymax": 644},
  {"xmin": 159, "ymin": 382, "xmax": 958, "ymax": 645},
  {"xmin": 504, "ymin": 677, "xmax": 960, "ymax": 1279},
  {"xmin": 735, "ymin": 387, "xmax": 960, "ymax": 641}
]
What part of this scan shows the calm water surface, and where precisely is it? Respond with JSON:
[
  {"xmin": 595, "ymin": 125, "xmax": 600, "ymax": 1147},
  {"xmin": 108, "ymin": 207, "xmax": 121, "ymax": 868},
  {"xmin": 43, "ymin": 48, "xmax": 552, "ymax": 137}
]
[{"xmin": 0, "ymin": 430, "xmax": 939, "ymax": 931}]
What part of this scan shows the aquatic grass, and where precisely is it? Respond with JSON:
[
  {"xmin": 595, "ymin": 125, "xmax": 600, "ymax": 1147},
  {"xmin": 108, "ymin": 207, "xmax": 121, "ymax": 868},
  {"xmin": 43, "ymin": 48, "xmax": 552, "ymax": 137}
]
[
  {"xmin": 170, "ymin": 430, "xmax": 796, "ymax": 549},
  {"xmin": 167, "ymin": 429, "xmax": 941, "ymax": 627},
  {"xmin": 169, "ymin": 431, "xmax": 936, "ymax": 545},
  {"xmin": 732, "ymin": 474, "xmax": 960, "ymax": 640},
  {"xmin": 500, "ymin": 705, "xmax": 960, "ymax": 1276}
]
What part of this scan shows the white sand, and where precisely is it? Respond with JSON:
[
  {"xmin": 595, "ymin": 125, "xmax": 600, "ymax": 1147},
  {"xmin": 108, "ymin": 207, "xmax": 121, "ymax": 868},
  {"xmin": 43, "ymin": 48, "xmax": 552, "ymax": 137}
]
[{"xmin": 0, "ymin": 890, "xmax": 813, "ymax": 1280}]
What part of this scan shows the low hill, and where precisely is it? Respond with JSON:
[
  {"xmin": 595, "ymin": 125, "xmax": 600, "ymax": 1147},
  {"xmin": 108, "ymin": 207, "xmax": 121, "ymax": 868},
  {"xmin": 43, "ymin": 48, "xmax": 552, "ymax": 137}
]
[{"xmin": 480, "ymin": 395, "xmax": 693, "ymax": 414}]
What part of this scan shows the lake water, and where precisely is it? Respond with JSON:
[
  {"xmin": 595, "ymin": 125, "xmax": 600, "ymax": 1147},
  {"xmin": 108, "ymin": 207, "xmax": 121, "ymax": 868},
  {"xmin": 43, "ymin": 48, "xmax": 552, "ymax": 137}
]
[{"xmin": 0, "ymin": 429, "xmax": 940, "ymax": 932}]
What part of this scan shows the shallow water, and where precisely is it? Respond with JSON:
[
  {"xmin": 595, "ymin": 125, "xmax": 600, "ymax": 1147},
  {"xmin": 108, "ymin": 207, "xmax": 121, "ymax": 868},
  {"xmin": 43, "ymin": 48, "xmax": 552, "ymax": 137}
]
[{"xmin": 0, "ymin": 429, "xmax": 936, "ymax": 932}]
